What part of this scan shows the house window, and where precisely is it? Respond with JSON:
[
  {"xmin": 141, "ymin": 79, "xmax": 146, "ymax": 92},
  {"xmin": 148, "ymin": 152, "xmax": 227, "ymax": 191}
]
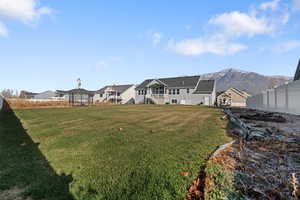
[
  {"xmin": 177, "ymin": 89, "xmax": 180, "ymax": 95},
  {"xmin": 169, "ymin": 89, "xmax": 171, "ymax": 95},
  {"xmin": 117, "ymin": 92, "xmax": 121, "ymax": 96},
  {"xmin": 187, "ymin": 88, "xmax": 190, "ymax": 94},
  {"xmin": 172, "ymin": 89, "xmax": 176, "ymax": 95},
  {"xmin": 171, "ymin": 99, "xmax": 177, "ymax": 104},
  {"xmin": 144, "ymin": 90, "xmax": 147, "ymax": 95},
  {"xmin": 100, "ymin": 94, "xmax": 103, "ymax": 97},
  {"xmin": 141, "ymin": 90, "xmax": 144, "ymax": 95},
  {"xmin": 138, "ymin": 90, "xmax": 141, "ymax": 95}
]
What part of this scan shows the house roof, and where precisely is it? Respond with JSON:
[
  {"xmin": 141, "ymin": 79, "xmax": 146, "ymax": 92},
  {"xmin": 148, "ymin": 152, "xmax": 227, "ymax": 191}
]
[
  {"xmin": 294, "ymin": 59, "xmax": 300, "ymax": 81},
  {"xmin": 96, "ymin": 84, "xmax": 134, "ymax": 94},
  {"xmin": 233, "ymin": 88, "xmax": 251, "ymax": 97},
  {"xmin": 217, "ymin": 88, "xmax": 250, "ymax": 98},
  {"xmin": 56, "ymin": 88, "xmax": 95, "ymax": 95},
  {"xmin": 136, "ymin": 75, "xmax": 201, "ymax": 89},
  {"xmin": 193, "ymin": 80, "xmax": 215, "ymax": 94},
  {"xmin": 136, "ymin": 79, "xmax": 153, "ymax": 90},
  {"xmin": 20, "ymin": 90, "xmax": 38, "ymax": 96}
]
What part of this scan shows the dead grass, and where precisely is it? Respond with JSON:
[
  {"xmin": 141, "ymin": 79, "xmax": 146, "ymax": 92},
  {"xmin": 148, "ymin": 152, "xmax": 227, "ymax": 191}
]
[{"xmin": 7, "ymin": 98, "xmax": 70, "ymax": 109}]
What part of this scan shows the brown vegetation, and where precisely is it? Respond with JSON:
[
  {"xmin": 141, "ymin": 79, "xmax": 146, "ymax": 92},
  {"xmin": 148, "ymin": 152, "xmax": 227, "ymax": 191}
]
[{"xmin": 6, "ymin": 98, "xmax": 71, "ymax": 109}]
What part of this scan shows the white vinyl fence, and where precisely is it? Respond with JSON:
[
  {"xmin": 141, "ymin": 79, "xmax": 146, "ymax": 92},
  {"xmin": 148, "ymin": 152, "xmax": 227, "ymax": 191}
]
[
  {"xmin": 247, "ymin": 80, "xmax": 300, "ymax": 115},
  {"xmin": 0, "ymin": 94, "xmax": 4, "ymax": 110}
]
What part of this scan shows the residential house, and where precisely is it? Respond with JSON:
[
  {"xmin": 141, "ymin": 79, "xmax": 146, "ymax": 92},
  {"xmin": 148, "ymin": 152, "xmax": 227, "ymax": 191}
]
[
  {"xmin": 217, "ymin": 88, "xmax": 251, "ymax": 107},
  {"xmin": 94, "ymin": 84, "xmax": 135, "ymax": 104},
  {"xmin": 135, "ymin": 76, "xmax": 216, "ymax": 105},
  {"xmin": 33, "ymin": 90, "xmax": 60, "ymax": 100},
  {"xmin": 19, "ymin": 90, "xmax": 38, "ymax": 99}
]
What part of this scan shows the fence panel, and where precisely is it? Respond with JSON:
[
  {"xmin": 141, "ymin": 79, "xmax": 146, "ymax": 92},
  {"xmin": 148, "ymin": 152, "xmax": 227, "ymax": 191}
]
[
  {"xmin": 247, "ymin": 80, "xmax": 300, "ymax": 115},
  {"xmin": 0, "ymin": 94, "xmax": 3, "ymax": 110}
]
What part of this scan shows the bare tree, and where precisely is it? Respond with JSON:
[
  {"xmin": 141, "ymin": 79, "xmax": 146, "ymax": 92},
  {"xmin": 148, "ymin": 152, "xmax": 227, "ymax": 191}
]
[{"xmin": 1, "ymin": 89, "xmax": 19, "ymax": 98}]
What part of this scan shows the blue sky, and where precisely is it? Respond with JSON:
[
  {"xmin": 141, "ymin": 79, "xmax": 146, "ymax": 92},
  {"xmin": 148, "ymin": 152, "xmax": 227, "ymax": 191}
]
[{"xmin": 1, "ymin": 0, "xmax": 300, "ymax": 92}]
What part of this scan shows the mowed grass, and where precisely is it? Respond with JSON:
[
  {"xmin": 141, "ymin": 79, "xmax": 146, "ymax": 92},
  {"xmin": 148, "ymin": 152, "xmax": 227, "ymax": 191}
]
[{"xmin": 0, "ymin": 105, "xmax": 231, "ymax": 200}]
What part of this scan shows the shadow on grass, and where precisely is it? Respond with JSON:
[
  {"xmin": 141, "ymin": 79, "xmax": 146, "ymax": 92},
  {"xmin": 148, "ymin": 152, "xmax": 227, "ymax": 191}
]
[{"xmin": 0, "ymin": 104, "xmax": 74, "ymax": 200}]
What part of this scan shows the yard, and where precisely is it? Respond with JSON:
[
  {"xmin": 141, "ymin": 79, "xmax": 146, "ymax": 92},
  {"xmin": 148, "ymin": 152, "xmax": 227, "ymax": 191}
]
[{"xmin": 0, "ymin": 105, "xmax": 231, "ymax": 200}]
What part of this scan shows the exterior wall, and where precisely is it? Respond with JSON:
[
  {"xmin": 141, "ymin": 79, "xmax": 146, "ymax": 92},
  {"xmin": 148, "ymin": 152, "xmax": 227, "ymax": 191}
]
[
  {"xmin": 94, "ymin": 86, "xmax": 136, "ymax": 104},
  {"xmin": 135, "ymin": 87, "xmax": 214, "ymax": 106},
  {"xmin": 94, "ymin": 93, "xmax": 106, "ymax": 103},
  {"xmin": 135, "ymin": 92, "xmax": 146, "ymax": 104},
  {"xmin": 217, "ymin": 88, "xmax": 248, "ymax": 107},
  {"xmin": 164, "ymin": 88, "xmax": 196, "ymax": 105},
  {"xmin": 120, "ymin": 85, "xmax": 136, "ymax": 104},
  {"xmin": 247, "ymin": 80, "xmax": 300, "ymax": 115},
  {"xmin": 231, "ymin": 102, "xmax": 246, "ymax": 107},
  {"xmin": 190, "ymin": 93, "xmax": 214, "ymax": 105}
]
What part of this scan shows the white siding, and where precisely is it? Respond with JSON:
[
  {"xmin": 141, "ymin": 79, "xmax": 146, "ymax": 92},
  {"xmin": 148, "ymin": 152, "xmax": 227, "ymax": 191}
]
[
  {"xmin": 120, "ymin": 85, "xmax": 136, "ymax": 104},
  {"xmin": 135, "ymin": 87, "xmax": 215, "ymax": 106}
]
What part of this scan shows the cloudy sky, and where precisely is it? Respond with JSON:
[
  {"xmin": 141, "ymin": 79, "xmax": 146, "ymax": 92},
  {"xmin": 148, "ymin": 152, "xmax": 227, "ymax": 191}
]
[{"xmin": 1, "ymin": 0, "xmax": 300, "ymax": 92}]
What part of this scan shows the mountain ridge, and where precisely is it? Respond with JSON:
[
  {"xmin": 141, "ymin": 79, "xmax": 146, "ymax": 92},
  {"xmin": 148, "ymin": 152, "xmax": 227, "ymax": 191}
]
[{"xmin": 201, "ymin": 68, "xmax": 291, "ymax": 95}]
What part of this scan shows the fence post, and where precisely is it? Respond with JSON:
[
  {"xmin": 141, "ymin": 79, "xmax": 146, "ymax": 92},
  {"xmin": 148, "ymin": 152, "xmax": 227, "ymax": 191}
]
[
  {"xmin": 285, "ymin": 84, "xmax": 289, "ymax": 112},
  {"xmin": 267, "ymin": 90, "xmax": 270, "ymax": 110},
  {"xmin": 274, "ymin": 88, "xmax": 278, "ymax": 110}
]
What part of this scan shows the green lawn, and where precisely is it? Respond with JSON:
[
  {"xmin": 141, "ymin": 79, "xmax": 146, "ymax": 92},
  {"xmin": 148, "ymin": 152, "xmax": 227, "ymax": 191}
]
[{"xmin": 0, "ymin": 105, "xmax": 231, "ymax": 200}]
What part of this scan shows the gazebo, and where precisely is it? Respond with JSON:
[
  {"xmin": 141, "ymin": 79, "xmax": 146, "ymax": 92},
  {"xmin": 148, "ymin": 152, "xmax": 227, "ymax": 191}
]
[{"xmin": 56, "ymin": 89, "xmax": 95, "ymax": 106}]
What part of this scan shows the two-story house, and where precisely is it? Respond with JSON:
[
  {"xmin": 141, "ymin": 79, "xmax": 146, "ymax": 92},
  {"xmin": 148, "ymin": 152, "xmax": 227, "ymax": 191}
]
[
  {"xmin": 135, "ymin": 76, "xmax": 216, "ymax": 105},
  {"xmin": 94, "ymin": 84, "xmax": 135, "ymax": 104}
]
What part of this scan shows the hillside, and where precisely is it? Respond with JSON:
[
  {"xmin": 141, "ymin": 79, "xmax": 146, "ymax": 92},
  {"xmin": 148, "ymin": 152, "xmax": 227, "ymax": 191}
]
[{"xmin": 201, "ymin": 69, "xmax": 291, "ymax": 95}]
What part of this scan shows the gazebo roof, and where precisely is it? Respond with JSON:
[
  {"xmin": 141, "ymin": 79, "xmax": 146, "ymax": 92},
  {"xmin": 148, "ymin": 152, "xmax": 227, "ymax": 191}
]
[{"xmin": 56, "ymin": 88, "xmax": 95, "ymax": 95}]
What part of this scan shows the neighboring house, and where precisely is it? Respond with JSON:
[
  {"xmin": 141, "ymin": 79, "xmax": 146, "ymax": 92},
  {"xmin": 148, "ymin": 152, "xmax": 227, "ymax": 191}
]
[
  {"xmin": 19, "ymin": 90, "xmax": 38, "ymax": 99},
  {"xmin": 33, "ymin": 90, "xmax": 59, "ymax": 100},
  {"xmin": 217, "ymin": 88, "xmax": 251, "ymax": 107},
  {"xmin": 135, "ymin": 76, "xmax": 216, "ymax": 105},
  {"xmin": 94, "ymin": 84, "xmax": 135, "ymax": 104},
  {"xmin": 293, "ymin": 59, "xmax": 300, "ymax": 81}
]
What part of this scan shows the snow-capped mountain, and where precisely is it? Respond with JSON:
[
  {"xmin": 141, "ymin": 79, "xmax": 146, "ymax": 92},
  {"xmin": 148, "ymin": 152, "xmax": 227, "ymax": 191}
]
[{"xmin": 201, "ymin": 68, "xmax": 291, "ymax": 95}]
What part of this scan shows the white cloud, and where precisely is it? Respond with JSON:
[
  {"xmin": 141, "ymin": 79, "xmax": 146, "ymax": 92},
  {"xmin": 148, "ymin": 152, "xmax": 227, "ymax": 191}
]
[
  {"xmin": 0, "ymin": 0, "xmax": 51, "ymax": 36},
  {"xmin": 0, "ymin": 21, "xmax": 7, "ymax": 36},
  {"xmin": 260, "ymin": 0, "xmax": 280, "ymax": 11},
  {"xmin": 209, "ymin": 11, "xmax": 272, "ymax": 37},
  {"xmin": 168, "ymin": 35, "xmax": 247, "ymax": 56},
  {"xmin": 152, "ymin": 32, "xmax": 163, "ymax": 46},
  {"xmin": 294, "ymin": 0, "xmax": 300, "ymax": 10},
  {"xmin": 279, "ymin": 40, "xmax": 300, "ymax": 52},
  {"xmin": 0, "ymin": 0, "xmax": 52, "ymax": 23},
  {"xmin": 169, "ymin": 0, "xmax": 291, "ymax": 56}
]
